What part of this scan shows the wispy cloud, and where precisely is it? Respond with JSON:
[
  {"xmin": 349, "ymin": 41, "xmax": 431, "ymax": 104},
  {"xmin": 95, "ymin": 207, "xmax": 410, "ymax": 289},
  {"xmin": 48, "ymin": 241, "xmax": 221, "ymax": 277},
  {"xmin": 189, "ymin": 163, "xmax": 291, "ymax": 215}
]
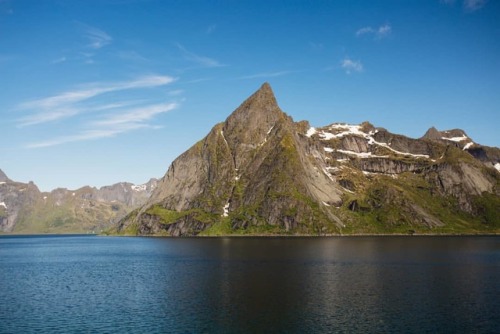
[
  {"xmin": 25, "ymin": 124, "xmax": 147, "ymax": 149},
  {"xmin": 168, "ymin": 89, "xmax": 184, "ymax": 96},
  {"xmin": 176, "ymin": 43, "xmax": 224, "ymax": 68},
  {"xmin": 341, "ymin": 58, "xmax": 363, "ymax": 74},
  {"xmin": 356, "ymin": 27, "xmax": 375, "ymax": 36},
  {"xmin": 240, "ymin": 71, "xmax": 292, "ymax": 80},
  {"xmin": 356, "ymin": 24, "xmax": 392, "ymax": 39},
  {"xmin": 93, "ymin": 103, "xmax": 178, "ymax": 127},
  {"xmin": 18, "ymin": 75, "xmax": 175, "ymax": 126},
  {"xmin": 25, "ymin": 102, "xmax": 179, "ymax": 148},
  {"xmin": 19, "ymin": 74, "xmax": 179, "ymax": 148},
  {"xmin": 19, "ymin": 108, "xmax": 81, "ymax": 127},
  {"xmin": 83, "ymin": 25, "xmax": 112, "ymax": 49}
]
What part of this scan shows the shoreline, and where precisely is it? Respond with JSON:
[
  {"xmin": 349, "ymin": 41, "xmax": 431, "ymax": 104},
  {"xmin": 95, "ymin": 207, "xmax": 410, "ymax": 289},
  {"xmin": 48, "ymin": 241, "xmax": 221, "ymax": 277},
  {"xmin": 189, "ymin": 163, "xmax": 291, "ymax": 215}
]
[{"xmin": 3, "ymin": 232, "xmax": 499, "ymax": 237}]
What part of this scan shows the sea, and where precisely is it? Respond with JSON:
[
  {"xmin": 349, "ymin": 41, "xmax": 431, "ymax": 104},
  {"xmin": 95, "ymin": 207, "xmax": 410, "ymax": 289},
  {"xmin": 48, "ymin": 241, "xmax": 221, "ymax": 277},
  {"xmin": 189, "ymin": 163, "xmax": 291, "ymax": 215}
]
[{"xmin": 0, "ymin": 235, "xmax": 498, "ymax": 333}]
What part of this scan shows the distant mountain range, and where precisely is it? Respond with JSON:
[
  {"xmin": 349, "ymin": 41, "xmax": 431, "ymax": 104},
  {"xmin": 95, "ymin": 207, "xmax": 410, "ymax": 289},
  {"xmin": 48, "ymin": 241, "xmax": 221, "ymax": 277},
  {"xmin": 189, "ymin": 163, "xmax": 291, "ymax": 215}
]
[
  {"xmin": 0, "ymin": 169, "xmax": 157, "ymax": 233},
  {"xmin": 114, "ymin": 83, "xmax": 500, "ymax": 236}
]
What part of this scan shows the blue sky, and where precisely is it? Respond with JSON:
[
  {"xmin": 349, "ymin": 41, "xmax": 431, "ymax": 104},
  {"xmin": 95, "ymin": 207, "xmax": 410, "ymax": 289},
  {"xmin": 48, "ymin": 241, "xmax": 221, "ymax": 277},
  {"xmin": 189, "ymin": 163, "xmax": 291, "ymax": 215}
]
[{"xmin": 1, "ymin": 0, "xmax": 499, "ymax": 191}]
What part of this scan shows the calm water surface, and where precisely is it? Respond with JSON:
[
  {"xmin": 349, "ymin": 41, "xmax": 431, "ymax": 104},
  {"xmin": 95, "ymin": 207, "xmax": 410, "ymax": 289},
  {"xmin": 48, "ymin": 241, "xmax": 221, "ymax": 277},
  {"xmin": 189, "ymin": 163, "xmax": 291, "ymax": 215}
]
[{"xmin": 0, "ymin": 235, "xmax": 498, "ymax": 333}]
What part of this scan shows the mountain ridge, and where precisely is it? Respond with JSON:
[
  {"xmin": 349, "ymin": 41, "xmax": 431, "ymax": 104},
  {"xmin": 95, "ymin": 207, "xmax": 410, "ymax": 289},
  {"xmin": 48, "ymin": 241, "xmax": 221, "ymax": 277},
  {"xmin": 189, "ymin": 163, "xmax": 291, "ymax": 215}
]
[
  {"xmin": 0, "ymin": 170, "xmax": 157, "ymax": 233},
  {"xmin": 115, "ymin": 83, "xmax": 500, "ymax": 236}
]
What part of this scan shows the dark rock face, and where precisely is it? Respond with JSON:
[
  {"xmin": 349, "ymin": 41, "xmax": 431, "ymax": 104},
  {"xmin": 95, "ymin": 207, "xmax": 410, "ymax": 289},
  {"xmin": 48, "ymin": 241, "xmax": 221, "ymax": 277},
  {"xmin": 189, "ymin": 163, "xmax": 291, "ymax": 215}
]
[{"xmin": 117, "ymin": 83, "xmax": 500, "ymax": 236}]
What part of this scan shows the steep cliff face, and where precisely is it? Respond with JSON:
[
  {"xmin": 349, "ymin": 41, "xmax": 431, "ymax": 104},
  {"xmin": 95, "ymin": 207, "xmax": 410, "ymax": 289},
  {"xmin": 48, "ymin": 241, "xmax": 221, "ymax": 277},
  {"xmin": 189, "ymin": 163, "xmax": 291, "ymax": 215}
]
[
  {"xmin": 116, "ymin": 83, "xmax": 500, "ymax": 236},
  {"xmin": 0, "ymin": 175, "xmax": 157, "ymax": 233},
  {"xmin": 118, "ymin": 83, "xmax": 344, "ymax": 236}
]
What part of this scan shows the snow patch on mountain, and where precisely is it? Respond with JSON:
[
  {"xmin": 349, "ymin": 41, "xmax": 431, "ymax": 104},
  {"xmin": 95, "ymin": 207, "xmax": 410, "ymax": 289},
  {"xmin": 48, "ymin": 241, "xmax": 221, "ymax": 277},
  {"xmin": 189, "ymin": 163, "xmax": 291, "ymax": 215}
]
[
  {"xmin": 312, "ymin": 123, "xmax": 430, "ymax": 159},
  {"xmin": 131, "ymin": 184, "xmax": 147, "ymax": 192},
  {"xmin": 306, "ymin": 127, "xmax": 317, "ymax": 137},
  {"xmin": 442, "ymin": 135, "xmax": 468, "ymax": 142},
  {"xmin": 463, "ymin": 142, "xmax": 474, "ymax": 150},
  {"xmin": 367, "ymin": 137, "xmax": 430, "ymax": 158},
  {"xmin": 336, "ymin": 149, "xmax": 388, "ymax": 159}
]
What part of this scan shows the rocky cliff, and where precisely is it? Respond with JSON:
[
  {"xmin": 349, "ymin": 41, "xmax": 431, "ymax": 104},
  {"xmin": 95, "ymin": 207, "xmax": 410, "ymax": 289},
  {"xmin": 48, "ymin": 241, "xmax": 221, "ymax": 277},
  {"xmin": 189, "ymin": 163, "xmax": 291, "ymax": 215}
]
[
  {"xmin": 0, "ymin": 172, "xmax": 157, "ymax": 233},
  {"xmin": 115, "ymin": 83, "xmax": 500, "ymax": 236}
]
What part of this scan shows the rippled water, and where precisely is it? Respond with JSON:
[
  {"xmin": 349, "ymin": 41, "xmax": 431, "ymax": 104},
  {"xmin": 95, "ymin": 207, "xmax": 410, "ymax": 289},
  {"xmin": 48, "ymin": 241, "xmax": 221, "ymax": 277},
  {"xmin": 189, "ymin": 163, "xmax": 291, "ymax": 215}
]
[{"xmin": 0, "ymin": 235, "xmax": 499, "ymax": 333}]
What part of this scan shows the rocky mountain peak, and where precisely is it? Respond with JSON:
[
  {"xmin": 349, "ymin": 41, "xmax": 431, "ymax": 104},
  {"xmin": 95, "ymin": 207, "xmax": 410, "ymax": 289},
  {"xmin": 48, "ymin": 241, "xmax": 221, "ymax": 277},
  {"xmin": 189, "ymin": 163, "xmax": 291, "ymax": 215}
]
[
  {"xmin": 421, "ymin": 127, "xmax": 474, "ymax": 151},
  {"xmin": 422, "ymin": 126, "xmax": 442, "ymax": 140},
  {"xmin": 422, "ymin": 127, "xmax": 470, "ymax": 141},
  {"xmin": 223, "ymin": 83, "xmax": 290, "ymax": 169},
  {"xmin": 244, "ymin": 82, "xmax": 277, "ymax": 108},
  {"xmin": 224, "ymin": 82, "xmax": 283, "ymax": 132}
]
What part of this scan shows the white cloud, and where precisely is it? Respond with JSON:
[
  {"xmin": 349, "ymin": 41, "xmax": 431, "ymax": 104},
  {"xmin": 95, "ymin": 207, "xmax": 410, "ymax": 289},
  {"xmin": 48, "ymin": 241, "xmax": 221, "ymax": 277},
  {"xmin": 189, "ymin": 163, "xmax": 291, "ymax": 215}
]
[
  {"xmin": 93, "ymin": 103, "xmax": 178, "ymax": 126},
  {"xmin": 356, "ymin": 27, "xmax": 375, "ymax": 36},
  {"xmin": 356, "ymin": 24, "xmax": 391, "ymax": 39},
  {"xmin": 19, "ymin": 75, "xmax": 179, "ymax": 148},
  {"xmin": 90, "ymin": 101, "xmax": 143, "ymax": 111},
  {"xmin": 176, "ymin": 43, "xmax": 224, "ymax": 68},
  {"xmin": 25, "ymin": 103, "xmax": 179, "ymax": 149},
  {"xmin": 377, "ymin": 24, "xmax": 392, "ymax": 38},
  {"xmin": 17, "ymin": 75, "xmax": 176, "ymax": 126},
  {"xmin": 25, "ymin": 124, "xmax": 147, "ymax": 149},
  {"xmin": 19, "ymin": 108, "xmax": 81, "ymax": 127},
  {"xmin": 341, "ymin": 58, "xmax": 363, "ymax": 74},
  {"xmin": 463, "ymin": 0, "xmax": 487, "ymax": 11}
]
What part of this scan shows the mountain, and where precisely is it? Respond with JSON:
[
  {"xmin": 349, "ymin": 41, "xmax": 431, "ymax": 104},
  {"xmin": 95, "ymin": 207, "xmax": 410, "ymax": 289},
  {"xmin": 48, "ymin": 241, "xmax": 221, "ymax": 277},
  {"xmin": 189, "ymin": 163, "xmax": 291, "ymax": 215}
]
[
  {"xmin": 115, "ymin": 83, "xmax": 500, "ymax": 236},
  {"xmin": 422, "ymin": 127, "xmax": 500, "ymax": 171},
  {"xmin": 0, "ymin": 173, "xmax": 157, "ymax": 234}
]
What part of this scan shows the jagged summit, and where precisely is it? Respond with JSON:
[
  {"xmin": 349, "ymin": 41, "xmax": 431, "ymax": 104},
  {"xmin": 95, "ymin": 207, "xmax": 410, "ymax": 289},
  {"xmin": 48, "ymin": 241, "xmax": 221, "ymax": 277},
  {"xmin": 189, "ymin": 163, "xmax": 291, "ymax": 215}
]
[
  {"xmin": 243, "ymin": 82, "xmax": 277, "ymax": 109},
  {"xmin": 223, "ymin": 83, "xmax": 289, "ymax": 169},
  {"xmin": 421, "ymin": 126, "xmax": 474, "ymax": 150},
  {"xmin": 422, "ymin": 127, "xmax": 442, "ymax": 141},
  {"xmin": 224, "ymin": 83, "xmax": 283, "ymax": 136},
  {"xmin": 230, "ymin": 82, "xmax": 279, "ymax": 114},
  {"xmin": 422, "ymin": 127, "xmax": 469, "ymax": 141}
]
